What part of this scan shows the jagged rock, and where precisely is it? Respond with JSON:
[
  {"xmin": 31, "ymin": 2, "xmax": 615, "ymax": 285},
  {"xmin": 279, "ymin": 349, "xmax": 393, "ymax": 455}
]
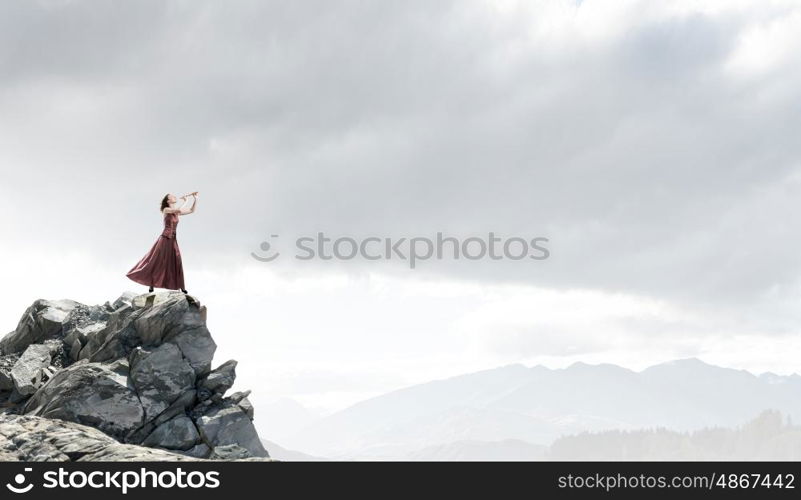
[
  {"xmin": 82, "ymin": 316, "xmax": 137, "ymax": 362},
  {"xmin": 0, "ymin": 352, "xmax": 19, "ymax": 391},
  {"xmin": 196, "ymin": 403, "xmax": 269, "ymax": 458},
  {"xmin": 198, "ymin": 360, "xmax": 237, "ymax": 401},
  {"xmin": 10, "ymin": 344, "xmax": 53, "ymax": 396},
  {"xmin": 129, "ymin": 343, "xmax": 195, "ymax": 421},
  {"xmin": 68, "ymin": 337, "xmax": 82, "ymax": 361},
  {"xmin": 42, "ymin": 339, "xmax": 69, "ymax": 371},
  {"xmin": 111, "ymin": 291, "xmax": 138, "ymax": 311},
  {"xmin": 126, "ymin": 389, "xmax": 198, "ymax": 445},
  {"xmin": 133, "ymin": 294, "xmax": 216, "ymax": 376},
  {"xmin": 210, "ymin": 444, "xmax": 251, "ymax": 460},
  {"xmin": 0, "ymin": 414, "xmax": 201, "ymax": 461},
  {"xmin": 142, "ymin": 415, "xmax": 200, "ymax": 451},
  {"xmin": 88, "ymin": 293, "xmax": 216, "ymax": 377},
  {"xmin": 226, "ymin": 390, "xmax": 251, "ymax": 404},
  {"xmin": 77, "ymin": 298, "xmax": 145, "ymax": 364},
  {"xmin": 8, "ymin": 387, "xmax": 27, "ymax": 404},
  {"xmin": 225, "ymin": 390, "xmax": 255, "ymax": 419},
  {"xmin": 0, "ymin": 370, "xmax": 13, "ymax": 391},
  {"xmin": 0, "ymin": 413, "xmax": 272, "ymax": 461},
  {"xmin": 0, "ymin": 292, "xmax": 270, "ymax": 461},
  {"xmin": 23, "ymin": 362, "xmax": 145, "ymax": 441},
  {"xmin": 61, "ymin": 304, "xmax": 111, "ymax": 346},
  {"xmin": 237, "ymin": 398, "xmax": 255, "ymax": 420},
  {"xmin": 181, "ymin": 442, "xmax": 212, "ymax": 459},
  {"xmin": 0, "ymin": 299, "xmax": 79, "ymax": 355},
  {"xmin": 106, "ymin": 358, "xmax": 130, "ymax": 377},
  {"xmin": 0, "ymin": 358, "xmax": 16, "ymax": 391},
  {"xmin": 190, "ymin": 399, "xmax": 214, "ymax": 420},
  {"xmin": 155, "ymin": 389, "xmax": 197, "ymax": 427},
  {"xmin": 64, "ymin": 322, "xmax": 104, "ymax": 362}
]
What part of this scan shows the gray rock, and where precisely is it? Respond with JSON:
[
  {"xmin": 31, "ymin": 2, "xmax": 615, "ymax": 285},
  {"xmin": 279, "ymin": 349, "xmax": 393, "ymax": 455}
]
[
  {"xmin": 82, "ymin": 320, "xmax": 133, "ymax": 362},
  {"xmin": 198, "ymin": 360, "xmax": 237, "ymax": 400},
  {"xmin": 134, "ymin": 294, "xmax": 216, "ymax": 376},
  {"xmin": 125, "ymin": 389, "xmax": 198, "ymax": 445},
  {"xmin": 0, "ymin": 299, "xmax": 79, "ymax": 355},
  {"xmin": 79, "ymin": 305, "xmax": 138, "ymax": 362},
  {"xmin": 223, "ymin": 392, "xmax": 255, "ymax": 419},
  {"xmin": 225, "ymin": 390, "xmax": 251, "ymax": 404},
  {"xmin": 180, "ymin": 442, "xmax": 212, "ymax": 459},
  {"xmin": 89, "ymin": 293, "xmax": 216, "ymax": 377},
  {"xmin": 111, "ymin": 292, "xmax": 138, "ymax": 311},
  {"xmin": 69, "ymin": 337, "xmax": 82, "ymax": 361},
  {"xmin": 11, "ymin": 344, "xmax": 53, "ymax": 396},
  {"xmin": 8, "ymin": 387, "xmax": 26, "ymax": 404},
  {"xmin": 64, "ymin": 322, "xmax": 105, "ymax": 362},
  {"xmin": 1, "ymin": 292, "xmax": 270, "ymax": 462},
  {"xmin": 154, "ymin": 389, "xmax": 197, "ymax": 427},
  {"xmin": 129, "ymin": 343, "xmax": 195, "ymax": 421},
  {"xmin": 196, "ymin": 404, "xmax": 269, "ymax": 458},
  {"xmin": 62, "ymin": 328, "xmax": 84, "ymax": 352},
  {"xmin": 22, "ymin": 362, "xmax": 145, "ymax": 441},
  {"xmin": 142, "ymin": 415, "xmax": 200, "ymax": 451},
  {"xmin": 0, "ymin": 369, "xmax": 13, "ymax": 391},
  {"xmin": 60, "ymin": 304, "xmax": 111, "ymax": 347},
  {"xmin": 237, "ymin": 398, "xmax": 255, "ymax": 420},
  {"xmin": 107, "ymin": 358, "xmax": 130, "ymax": 377},
  {"xmin": 210, "ymin": 444, "xmax": 251, "ymax": 460},
  {"xmin": 0, "ymin": 413, "xmax": 204, "ymax": 461}
]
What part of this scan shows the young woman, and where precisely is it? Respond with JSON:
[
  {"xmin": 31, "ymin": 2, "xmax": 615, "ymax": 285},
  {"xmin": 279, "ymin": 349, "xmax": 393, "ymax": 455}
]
[{"xmin": 126, "ymin": 192, "xmax": 198, "ymax": 294}]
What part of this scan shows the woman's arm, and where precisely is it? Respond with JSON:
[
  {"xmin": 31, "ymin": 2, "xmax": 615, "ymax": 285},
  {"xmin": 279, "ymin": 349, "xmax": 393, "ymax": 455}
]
[
  {"xmin": 179, "ymin": 193, "xmax": 198, "ymax": 215},
  {"xmin": 162, "ymin": 196, "xmax": 188, "ymax": 214}
]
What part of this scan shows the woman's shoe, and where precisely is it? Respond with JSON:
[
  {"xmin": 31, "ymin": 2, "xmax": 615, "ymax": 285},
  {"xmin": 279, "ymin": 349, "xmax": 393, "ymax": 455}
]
[
  {"xmin": 148, "ymin": 286, "xmax": 154, "ymax": 293},
  {"xmin": 181, "ymin": 289, "xmax": 188, "ymax": 294}
]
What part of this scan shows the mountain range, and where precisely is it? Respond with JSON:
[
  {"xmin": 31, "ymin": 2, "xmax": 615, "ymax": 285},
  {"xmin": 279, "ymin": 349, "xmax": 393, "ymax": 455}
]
[{"xmin": 276, "ymin": 358, "xmax": 801, "ymax": 460}]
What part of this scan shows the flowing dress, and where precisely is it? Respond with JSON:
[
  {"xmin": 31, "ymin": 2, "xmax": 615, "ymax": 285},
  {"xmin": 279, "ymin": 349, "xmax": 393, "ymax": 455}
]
[{"xmin": 126, "ymin": 212, "xmax": 185, "ymax": 290}]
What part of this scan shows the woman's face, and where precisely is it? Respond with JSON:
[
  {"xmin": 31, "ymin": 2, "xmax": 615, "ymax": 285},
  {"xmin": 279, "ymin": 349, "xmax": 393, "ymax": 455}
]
[{"xmin": 168, "ymin": 194, "xmax": 177, "ymax": 204}]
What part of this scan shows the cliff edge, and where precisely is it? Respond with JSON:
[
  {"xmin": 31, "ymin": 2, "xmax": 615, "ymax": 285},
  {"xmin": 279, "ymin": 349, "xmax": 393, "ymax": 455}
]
[{"xmin": 0, "ymin": 291, "xmax": 269, "ymax": 461}]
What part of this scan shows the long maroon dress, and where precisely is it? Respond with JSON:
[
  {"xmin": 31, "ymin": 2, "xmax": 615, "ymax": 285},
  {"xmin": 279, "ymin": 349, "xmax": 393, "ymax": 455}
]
[{"xmin": 126, "ymin": 212, "xmax": 185, "ymax": 290}]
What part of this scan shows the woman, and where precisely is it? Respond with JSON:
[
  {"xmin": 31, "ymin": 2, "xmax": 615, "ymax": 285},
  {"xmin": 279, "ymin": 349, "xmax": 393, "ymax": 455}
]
[{"xmin": 126, "ymin": 192, "xmax": 199, "ymax": 294}]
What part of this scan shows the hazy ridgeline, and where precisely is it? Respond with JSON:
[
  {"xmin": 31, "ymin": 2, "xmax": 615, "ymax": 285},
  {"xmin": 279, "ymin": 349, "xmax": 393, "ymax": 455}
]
[
  {"xmin": 548, "ymin": 409, "xmax": 801, "ymax": 461},
  {"xmin": 275, "ymin": 359, "xmax": 801, "ymax": 460}
]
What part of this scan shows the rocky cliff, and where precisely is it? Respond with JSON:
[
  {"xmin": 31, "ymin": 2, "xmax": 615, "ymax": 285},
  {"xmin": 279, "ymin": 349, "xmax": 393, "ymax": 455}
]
[{"xmin": 0, "ymin": 292, "xmax": 270, "ymax": 461}]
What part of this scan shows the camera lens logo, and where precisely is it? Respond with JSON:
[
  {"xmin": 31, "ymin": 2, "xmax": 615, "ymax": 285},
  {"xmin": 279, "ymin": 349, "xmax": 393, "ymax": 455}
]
[
  {"xmin": 251, "ymin": 235, "xmax": 280, "ymax": 262},
  {"xmin": 6, "ymin": 468, "xmax": 34, "ymax": 494}
]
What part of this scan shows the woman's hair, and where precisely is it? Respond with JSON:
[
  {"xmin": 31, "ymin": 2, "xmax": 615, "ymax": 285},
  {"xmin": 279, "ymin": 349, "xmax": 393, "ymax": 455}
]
[{"xmin": 160, "ymin": 194, "xmax": 171, "ymax": 212}]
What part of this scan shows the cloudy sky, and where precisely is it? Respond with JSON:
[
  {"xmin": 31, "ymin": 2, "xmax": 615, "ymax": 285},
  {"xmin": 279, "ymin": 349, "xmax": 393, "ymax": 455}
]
[{"xmin": 2, "ymin": 0, "xmax": 801, "ymax": 432}]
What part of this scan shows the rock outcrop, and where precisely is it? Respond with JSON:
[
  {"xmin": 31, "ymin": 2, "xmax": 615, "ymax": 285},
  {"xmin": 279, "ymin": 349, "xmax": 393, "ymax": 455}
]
[{"xmin": 0, "ymin": 292, "xmax": 270, "ymax": 461}]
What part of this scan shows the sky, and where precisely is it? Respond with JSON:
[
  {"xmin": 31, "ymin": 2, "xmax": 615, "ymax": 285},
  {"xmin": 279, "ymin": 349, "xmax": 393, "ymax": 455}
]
[{"xmin": 2, "ymin": 0, "xmax": 801, "ymax": 433}]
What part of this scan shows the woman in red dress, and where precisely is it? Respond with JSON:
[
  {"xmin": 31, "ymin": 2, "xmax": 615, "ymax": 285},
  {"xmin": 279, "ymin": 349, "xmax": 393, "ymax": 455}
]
[{"xmin": 127, "ymin": 192, "xmax": 199, "ymax": 293}]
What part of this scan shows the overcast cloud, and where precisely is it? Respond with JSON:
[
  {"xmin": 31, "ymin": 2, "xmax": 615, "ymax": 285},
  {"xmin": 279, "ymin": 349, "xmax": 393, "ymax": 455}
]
[{"xmin": 2, "ymin": 0, "xmax": 801, "ymax": 421}]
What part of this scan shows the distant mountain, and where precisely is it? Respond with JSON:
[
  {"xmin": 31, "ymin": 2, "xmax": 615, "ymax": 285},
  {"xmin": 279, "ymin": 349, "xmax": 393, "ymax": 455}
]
[
  {"xmin": 260, "ymin": 439, "xmax": 329, "ymax": 461},
  {"xmin": 547, "ymin": 409, "xmax": 801, "ymax": 460},
  {"xmin": 403, "ymin": 409, "xmax": 801, "ymax": 461},
  {"xmin": 281, "ymin": 358, "xmax": 801, "ymax": 460},
  {"xmin": 405, "ymin": 439, "xmax": 547, "ymax": 461},
  {"xmin": 259, "ymin": 397, "xmax": 322, "ymax": 442}
]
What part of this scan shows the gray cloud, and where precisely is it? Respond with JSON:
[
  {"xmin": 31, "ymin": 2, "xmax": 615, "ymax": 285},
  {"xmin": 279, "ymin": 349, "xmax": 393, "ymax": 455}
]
[{"xmin": 2, "ymin": 0, "xmax": 800, "ymax": 311}]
